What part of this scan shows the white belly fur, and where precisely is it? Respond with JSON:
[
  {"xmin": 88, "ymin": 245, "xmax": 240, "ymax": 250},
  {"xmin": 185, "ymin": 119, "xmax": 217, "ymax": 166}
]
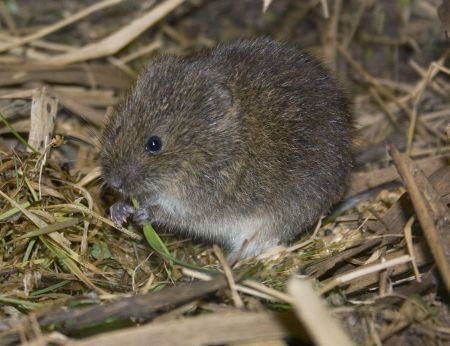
[{"xmin": 156, "ymin": 194, "xmax": 279, "ymax": 256}]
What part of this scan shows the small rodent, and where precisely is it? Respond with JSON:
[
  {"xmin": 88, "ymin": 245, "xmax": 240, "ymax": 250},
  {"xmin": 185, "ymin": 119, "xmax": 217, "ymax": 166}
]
[{"xmin": 101, "ymin": 38, "xmax": 352, "ymax": 259}]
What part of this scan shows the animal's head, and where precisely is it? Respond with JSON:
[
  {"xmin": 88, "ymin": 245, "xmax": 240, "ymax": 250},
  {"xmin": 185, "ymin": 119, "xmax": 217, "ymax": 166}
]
[{"xmin": 101, "ymin": 57, "xmax": 239, "ymax": 198}]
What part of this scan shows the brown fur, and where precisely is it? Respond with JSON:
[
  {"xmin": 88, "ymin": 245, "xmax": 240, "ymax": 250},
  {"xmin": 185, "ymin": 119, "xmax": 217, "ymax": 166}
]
[{"xmin": 101, "ymin": 38, "xmax": 352, "ymax": 258}]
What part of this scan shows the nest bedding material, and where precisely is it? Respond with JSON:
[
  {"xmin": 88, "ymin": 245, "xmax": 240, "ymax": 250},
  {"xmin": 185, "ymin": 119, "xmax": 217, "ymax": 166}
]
[{"xmin": 0, "ymin": 0, "xmax": 450, "ymax": 345}]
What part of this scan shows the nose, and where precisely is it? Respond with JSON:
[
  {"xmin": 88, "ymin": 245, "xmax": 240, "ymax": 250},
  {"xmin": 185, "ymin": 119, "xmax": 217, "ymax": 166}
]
[{"xmin": 106, "ymin": 165, "xmax": 140, "ymax": 194}]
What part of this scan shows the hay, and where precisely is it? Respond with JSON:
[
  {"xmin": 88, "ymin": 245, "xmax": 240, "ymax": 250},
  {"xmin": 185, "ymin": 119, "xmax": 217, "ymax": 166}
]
[{"xmin": 0, "ymin": 0, "xmax": 449, "ymax": 345}]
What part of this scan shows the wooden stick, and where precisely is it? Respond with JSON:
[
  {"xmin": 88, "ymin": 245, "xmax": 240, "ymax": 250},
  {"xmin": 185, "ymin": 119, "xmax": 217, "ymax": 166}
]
[
  {"xmin": 388, "ymin": 144, "xmax": 450, "ymax": 292},
  {"xmin": 213, "ymin": 245, "xmax": 244, "ymax": 308},
  {"xmin": 288, "ymin": 277, "xmax": 354, "ymax": 346},
  {"xmin": 319, "ymin": 255, "xmax": 413, "ymax": 294},
  {"xmin": 403, "ymin": 216, "xmax": 421, "ymax": 282},
  {"xmin": 38, "ymin": 276, "xmax": 230, "ymax": 331},
  {"xmin": 66, "ymin": 311, "xmax": 307, "ymax": 346}
]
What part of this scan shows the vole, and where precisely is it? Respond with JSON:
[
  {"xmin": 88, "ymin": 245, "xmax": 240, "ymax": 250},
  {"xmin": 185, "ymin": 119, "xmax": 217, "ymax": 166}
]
[{"xmin": 101, "ymin": 39, "xmax": 352, "ymax": 259}]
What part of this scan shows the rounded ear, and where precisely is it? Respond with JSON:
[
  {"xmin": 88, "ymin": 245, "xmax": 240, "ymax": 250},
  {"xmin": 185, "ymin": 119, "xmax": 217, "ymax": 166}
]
[{"xmin": 199, "ymin": 66, "xmax": 233, "ymax": 108}]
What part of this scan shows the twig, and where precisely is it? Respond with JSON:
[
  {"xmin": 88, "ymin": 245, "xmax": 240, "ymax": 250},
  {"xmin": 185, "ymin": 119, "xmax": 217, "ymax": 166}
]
[
  {"xmin": 27, "ymin": 276, "xmax": 227, "ymax": 335},
  {"xmin": 305, "ymin": 165, "xmax": 450, "ymax": 279},
  {"xmin": 242, "ymin": 280, "xmax": 294, "ymax": 304},
  {"xmin": 369, "ymin": 87, "xmax": 402, "ymax": 132},
  {"xmin": 262, "ymin": 0, "xmax": 273, "ymax": 13},
  {"xmin": 402, "ymin": 53, "xmax": 450, "ymax": 103},
  {"xmin": 388, "ymin": 144, "xmax": 450, "ymax": 292},
  {"xmin": 47, "ymin": 0, "xmax": 185, "ymax": 65},
  {"xmin": 320, "ymin": 0, "xmax": 329, "ymax": 18},
  {"xmin": 285, "ymin": 216, "xmax": 323, "ymax": 253},
  {"xmin": 65, "ymin": 311, "xmax": 306, "ymax": 346},
  {"xmin": 0, "ymin": 64, "xmax": 131, "ymax": 89},
  {"xmin": 325, "ymin": 0, "xmax": 342, "ymax": 72},
  {"xmin": 288, "ymin": 277, "xmax": 354, "ymax": 346},
  {"xmin": 52, "ymin": 91, "xmax": 105, "ymax": 127},
  {"xmin": 349, "ymin": 155, "xmax": 447, "ymax": 195},
  {"xmin": 319, "ymin": 255, "xmax": 413, "ymax": 294},
  {"xmin": 406, "ymin": 61, "xmax": 438, "ymax": 154},
  {"xmin": 403, "ymin": 216, "xmax": 421, "ymax": 282},
  {"xmin": 337, "ymin": 44, "xmax": 447, "ymax": 143},
  {"xmin": 45, "ymin": 203, "xmax": 142, "ymax": 241},
  {"xmin": 181, "ymin": 268, "xmax": 293, "ymax": 303},
  {"xmin": 342, "ymin": 0, "xmax": 367, "ymax": 48},
  {"xmin": 409, "ymin": 59, "xmax": 448, "ymax": 98},
  {"xmin": 0, "ymin": 0, "xmax": 125, "ymax": 53},
  {"xmin": 213, "ymin": 245, "xmax": 244, "ymax": 308},
  {"xmin": 120, "ymin": 40, "xmax": 162, "ymax": 63},
  {"xmin": 345, "ymin": 243, "xmax": 431, "ymax": 294},
  {"xmin": 378, "ymin": 248, "xmax": 390, "ymax": 295}
]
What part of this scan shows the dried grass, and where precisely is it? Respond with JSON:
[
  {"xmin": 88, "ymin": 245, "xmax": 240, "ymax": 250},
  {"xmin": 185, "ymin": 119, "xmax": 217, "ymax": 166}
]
[{"xmin": 0, "ymin": 0, "xmax": 449, "ymax": 345}]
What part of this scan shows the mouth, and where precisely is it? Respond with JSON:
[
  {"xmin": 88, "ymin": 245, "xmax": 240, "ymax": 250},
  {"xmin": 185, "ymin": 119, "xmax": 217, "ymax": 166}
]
[
  {"xmin": 102, "ymin": 167, "xmax": 142, "ymax": 197},
  {"xmin": 116, "ymin": 186, "xmax": 136, "ymax": 199},
  {"xmin": 102, "ymin": 176, "xmax": 132, "ymax": 198}
]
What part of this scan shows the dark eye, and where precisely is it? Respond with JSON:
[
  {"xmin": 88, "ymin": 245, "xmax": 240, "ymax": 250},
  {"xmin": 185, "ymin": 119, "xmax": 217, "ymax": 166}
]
[{"xmin": 145, "ymin": 135, "xmax": 162, "ymax": 153}]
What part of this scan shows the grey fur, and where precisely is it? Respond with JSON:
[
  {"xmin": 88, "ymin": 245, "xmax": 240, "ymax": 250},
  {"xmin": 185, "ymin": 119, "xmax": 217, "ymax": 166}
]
[{"xmin": 101, "ymin": 38, "xmax": 352, "ymax": 258}]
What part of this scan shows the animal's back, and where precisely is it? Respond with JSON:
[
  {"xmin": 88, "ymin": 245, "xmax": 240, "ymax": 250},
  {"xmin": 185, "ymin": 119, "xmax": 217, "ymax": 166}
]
[{"xmin": 200, "ymin": 39, "xmax": 352, "ymax": 238}]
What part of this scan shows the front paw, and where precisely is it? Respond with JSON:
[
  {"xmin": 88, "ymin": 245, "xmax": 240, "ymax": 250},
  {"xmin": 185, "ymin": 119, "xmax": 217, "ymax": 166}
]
[
  {"xmin": 110, "ymin": 200, "xmax": 134, "ymax": 225},
  {"xmin": 133, "ymin": 205, "xmax": 161, "ymax": 225}
]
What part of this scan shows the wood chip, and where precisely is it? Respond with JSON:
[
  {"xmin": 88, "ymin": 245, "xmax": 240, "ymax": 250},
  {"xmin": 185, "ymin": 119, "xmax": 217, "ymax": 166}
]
[{"xmin": 28, "ymin": 87, "xmax": 58, "ymax": 153}]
